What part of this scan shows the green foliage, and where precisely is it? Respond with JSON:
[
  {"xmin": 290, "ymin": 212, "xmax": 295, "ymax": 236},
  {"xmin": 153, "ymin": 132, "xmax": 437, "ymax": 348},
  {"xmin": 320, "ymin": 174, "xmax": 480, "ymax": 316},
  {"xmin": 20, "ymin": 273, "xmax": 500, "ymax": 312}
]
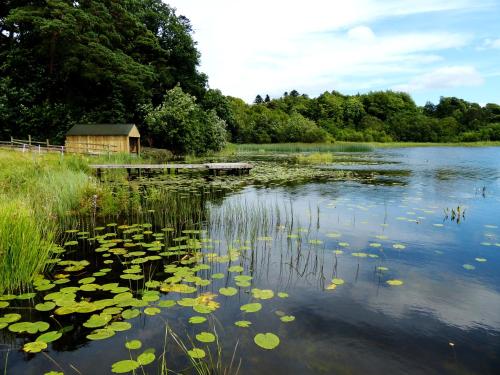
[
  {"xmin": 144, "ymin": 86, "xmax": 227, "ymax": 155},
  {"xmin": 1, "ymin": 0, "xmax": 206, "ymax": 143}
]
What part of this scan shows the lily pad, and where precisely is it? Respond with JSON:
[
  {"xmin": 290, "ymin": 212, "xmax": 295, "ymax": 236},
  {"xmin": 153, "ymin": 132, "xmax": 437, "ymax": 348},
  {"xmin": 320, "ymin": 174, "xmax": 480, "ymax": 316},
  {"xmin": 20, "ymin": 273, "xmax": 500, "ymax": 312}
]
[
  {"xmin": 251, "ymin": 289, "xmax": 274, "ymax": 299},
  {"xmin": 280, "ymin": 315, "xmax": 295, "ymax": 323},
  {"xmin": 196, "ymin": 332, "xmax": 216, "ymax": 343},
  {"xmin": 463, "ymin": 264, "xmax": 476, "ymax": 270},
  {"xmin": 240, "ymin": 303, "xmax": 262, "ymax": 313},
  {"xmin": 235, "ymin": 320, "xmax": 252, "ymax": 328},
  {"xmin": 36, "ymin": 331, "xmax": 62, "ymax": 343},
  {"xmin": 87, "ymin": 328, "xmax": 115, "ymax": 341},
  {"xmin": 386, "ymin": 279, "xmax": 404, "ymax": 286},
  {"xmin": 219, "ymin": 287, "xmax": 237, "ymax": 296},
  {"xmin": 111, "ymin": 359, "xmax": 139, "ymax": 374},
  {"xmin": 189, "ymin": 316, "xmax": 207, "ymax": 324},
  {"xmin": 23, "ymin": 341, "xmax": 47, "ymax": 353},
  {"xmin": 254, "ymin": 333, "xmax": 280, "ymax": 350},
  {"xmin": 137, "ymin": 351, "xmax": 155, "ymax": 366},
  {"xmin": 188, "ymin": 348, "xmax": 206, "ymax": 359},
  {"xmin": 125, "ymin": 339, "xmax": 142, "ymax": 350},
  {"xmin": 144, "ymin": 307, "xmax": 161, "ymax": 316}
]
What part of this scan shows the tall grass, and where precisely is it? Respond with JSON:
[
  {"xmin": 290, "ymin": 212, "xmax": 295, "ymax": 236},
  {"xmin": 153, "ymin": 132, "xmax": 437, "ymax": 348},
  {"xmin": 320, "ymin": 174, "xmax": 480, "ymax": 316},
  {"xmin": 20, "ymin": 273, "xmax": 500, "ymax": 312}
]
[
  {"xmin": 235, "ymin": 142, "xmax": 374, "ymax": 153},
  {"xmin": 0, "ymin": 200, "xmax": 54, "ymax": 292},
  {"xmin": 0, "ymin": 150, "xmax": 124, "ymax": 292}
]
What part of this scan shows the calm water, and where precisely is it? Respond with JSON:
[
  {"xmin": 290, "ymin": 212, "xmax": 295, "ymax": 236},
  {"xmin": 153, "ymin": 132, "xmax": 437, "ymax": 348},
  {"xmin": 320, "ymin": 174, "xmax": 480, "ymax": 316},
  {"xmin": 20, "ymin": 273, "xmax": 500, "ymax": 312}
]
[{"xmin": 2, "ymin": 147, "xmax": 500, "ymax": 374}]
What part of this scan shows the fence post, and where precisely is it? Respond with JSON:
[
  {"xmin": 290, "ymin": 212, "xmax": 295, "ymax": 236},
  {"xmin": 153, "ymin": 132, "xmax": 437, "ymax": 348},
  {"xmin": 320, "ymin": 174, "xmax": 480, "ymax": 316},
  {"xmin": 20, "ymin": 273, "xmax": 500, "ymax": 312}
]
[
  {"xmin": 28, "ymin": 135, "xmax": 31, "ymax": 149},
  {"xmin": 10, "ymin": 136, "xmax": 13, "ymax": 149}
]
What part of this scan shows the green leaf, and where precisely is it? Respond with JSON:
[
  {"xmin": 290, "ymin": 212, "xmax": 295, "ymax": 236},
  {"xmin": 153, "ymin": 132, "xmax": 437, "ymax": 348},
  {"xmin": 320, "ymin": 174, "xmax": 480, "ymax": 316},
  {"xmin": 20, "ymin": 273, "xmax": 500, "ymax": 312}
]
[
  {"xmin": 125, "ymin": 340, "xmax": 142, "ymax": 350},
  {"xmin": 35, "ymin": 302, "xmax": 56, "ymax": 312},
  {"xmin": 188, "ymin": 348, "xmax": 206, "ymax": 359},
  {"xmin": 23, "ymin": 341, "xmax": 47, "ymax": 353},
  {"xmin": 280, "ymin": 315, "xmax": 295, "ymax": 323},
  {"xmin": 251, "ymin": 288, "xmax": 274, "ymax": 299},
  {"xmin": 240, "ymin": 303, "xmax": 262, "ymax": 313},
  {"xmin": 122, "ymin": 309, "xmax": 140, "ymax": 319},
  {"xmin": 235, "ymin": 320, "xmax": 251, "ymax": 328},
  {"xmin": 137, "ymin": 351, "xmax": 155, "ymax": 366},
  {"xmin": 36, "ymin": 331, "xmax": 62, "ymax": 343},
  {"xmin": 195, "ymin": 332, "xmax": 215, "ymax": 343},
  {"xmin": 189, "ymin": 316, "xmax": 207, "ymax": 324},
  {"xmin": 111, "ymin": 360, "xmax": 139, "ymax": 373},
  {"xmin": 219, "ymin": 287, "xmax": 237, "ymax": 296},
  {"xmin": 144, "ymin": 307, "xmax": 161, "ymax": 316},
  {"xmin": 254, "ymin": 333, "xmax": 280, "ymax": 350}
]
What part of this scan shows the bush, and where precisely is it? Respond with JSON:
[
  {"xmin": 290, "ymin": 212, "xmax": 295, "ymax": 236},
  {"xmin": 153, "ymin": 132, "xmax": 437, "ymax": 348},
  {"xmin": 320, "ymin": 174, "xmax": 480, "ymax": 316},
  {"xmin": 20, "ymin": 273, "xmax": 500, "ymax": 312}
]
[{"xmin": 144, "ymin": 86, "xmax": 228, "ymax": 155}]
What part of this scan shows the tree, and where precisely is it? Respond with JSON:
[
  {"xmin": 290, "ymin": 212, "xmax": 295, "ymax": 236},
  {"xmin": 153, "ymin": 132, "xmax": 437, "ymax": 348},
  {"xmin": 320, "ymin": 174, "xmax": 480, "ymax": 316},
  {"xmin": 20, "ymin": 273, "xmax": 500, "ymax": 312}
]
[
  {"xmin": 254, "ymin": 95, "xmax": 264, "ymax": 104},
  {"xmin": 264, "ymin": 94, "xmax": 271, "ymax": 103},
  {"xmin": 144, "ymin": 86, "xmax": 227, "ymax": 155},
  {"xmin": 0, "ymin": 0, "xmax": 206, "ymax": 142}
]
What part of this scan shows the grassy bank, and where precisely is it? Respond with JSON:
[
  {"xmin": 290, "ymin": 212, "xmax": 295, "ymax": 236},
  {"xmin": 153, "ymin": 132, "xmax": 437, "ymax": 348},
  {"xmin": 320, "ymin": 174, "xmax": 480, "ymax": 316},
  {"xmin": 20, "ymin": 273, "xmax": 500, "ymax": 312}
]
[
  {"xmin": 229, "ymin": 141, "xmax": 500, "ymax": 154},
  {"xmin": 234, "ymin": 142, "xmax": 374, "ymax": 153},
  {"xmin": 0, "ymin": 149, "xmax": 141, "ymax": 292}
]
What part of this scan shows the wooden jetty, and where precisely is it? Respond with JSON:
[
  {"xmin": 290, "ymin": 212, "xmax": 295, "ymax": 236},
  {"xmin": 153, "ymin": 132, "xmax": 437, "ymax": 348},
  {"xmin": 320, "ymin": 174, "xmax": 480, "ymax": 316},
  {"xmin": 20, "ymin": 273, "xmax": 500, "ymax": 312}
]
[{"xmin": 90, "ymin": 162, "xmax": 253, "ymax": 179}]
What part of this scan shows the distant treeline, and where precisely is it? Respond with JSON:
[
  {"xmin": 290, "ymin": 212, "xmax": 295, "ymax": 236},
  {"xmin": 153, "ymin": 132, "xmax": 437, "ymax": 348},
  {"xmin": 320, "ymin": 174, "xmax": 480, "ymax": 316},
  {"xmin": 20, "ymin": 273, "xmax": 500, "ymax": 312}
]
[
  {"xmin": 226, "ymin": 91, "xmax": 500, "ymax": 143},
  {"xmin": 1, "ymin": 1, "xmax": 499, "ymax": 154}
]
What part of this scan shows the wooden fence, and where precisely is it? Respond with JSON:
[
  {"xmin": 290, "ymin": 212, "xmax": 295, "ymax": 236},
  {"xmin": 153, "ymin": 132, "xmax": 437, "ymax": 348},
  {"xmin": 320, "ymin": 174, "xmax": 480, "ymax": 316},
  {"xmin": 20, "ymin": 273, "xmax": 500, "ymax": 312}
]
[{"xmin": 0, "ymin": 136, "xmax": 117, "ymax": 156}]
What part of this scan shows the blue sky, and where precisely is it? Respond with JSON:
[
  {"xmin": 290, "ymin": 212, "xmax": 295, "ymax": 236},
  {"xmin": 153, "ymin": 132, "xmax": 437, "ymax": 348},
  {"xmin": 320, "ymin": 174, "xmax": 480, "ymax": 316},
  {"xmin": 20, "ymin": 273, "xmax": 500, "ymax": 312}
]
[{"xmin": 167, "ymin": 0, "xmax": 500, "ymax": 105}]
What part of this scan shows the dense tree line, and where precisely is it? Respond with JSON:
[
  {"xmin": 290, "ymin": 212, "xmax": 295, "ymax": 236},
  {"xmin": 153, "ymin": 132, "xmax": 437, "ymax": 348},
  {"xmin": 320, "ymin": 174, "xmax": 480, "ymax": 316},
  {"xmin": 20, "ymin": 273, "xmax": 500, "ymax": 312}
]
[
  {"xmin": 0, "ymin": 0, "xmax": 227, "ymax": 153},
  {"xmin": 1, "ymin": 2, "xmax": 499, "ymax": 154},
  {"xmin": 228, "ymin": 91, "xmax": 500, "ymax": 143}
]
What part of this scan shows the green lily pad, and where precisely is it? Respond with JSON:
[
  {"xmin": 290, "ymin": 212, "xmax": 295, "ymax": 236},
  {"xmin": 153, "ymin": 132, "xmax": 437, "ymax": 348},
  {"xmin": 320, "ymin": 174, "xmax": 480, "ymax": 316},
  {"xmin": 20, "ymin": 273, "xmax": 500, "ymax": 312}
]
[
  {"xmin": 17, "ymin": 292, "xmax": 36, "ymax": 300},
  {"xmin": 125, "ymin": 340, "xmax": 142, "ymax": 350},
  {"xmin": 23, "ymin": 341, "xmax": 47, "ymax": 353},
  {"xmin": 280, "ymin": 315, "xmax": 295, "ymax": 323},
  {"xmin": 0, "ymin": 302, "xmax": 9, "ymax": 309},
  {"xmin": 227, "ymin": 266, "xmax": 244, "ymax": 273},
  {"xmin": 463, "ymin": 264, "xmax": 476, "ymax": 270},
  {"xmin": 0, "ymin": 313, "xmax": 21, "ymax": 324},
  {"xmin": 83, "ymin": 313, "xmax": 112, "ymax": 328},
  {"xmin": 189, "ymin": 316, "xmax": 207, "ymax": 324},
  {"xmin": 219, "ymin": 287, "xmax": 237, "ymax": 296},
  {"xmin": 9, "ymin": 321, "xmax": 50, "ymax": 334},
  {"xmin": 111, "ymin": 359, "xmax": 139, "ymax": 373},
  {"xmin": 235, "ymin": 320, "xmax": 251, "ymax": 328},
  {"xmin": 393, "ymin": 244, "xmax": 406, "ymax": 250},
  {"xmin": 386, "ymin": 279, "xmax": 404, "ymax": 286},
  {"xmin": 87, "ymin": 328, "xmax": 115, "ymax": 341},
  {"xmin": 251, "ymin": 289, "xmax": 274, "ymax": 299},
  {"xmin": 475, "ymin": 257, "xmax": 487, "ymax": 262},
  {"xmin": 254, "ymin": 333, "xmax": 280, "ymax": 350},
  {"xmin": 188, "ymin": 348, "xmax": 206, "ymax": 359},
  {"xmin": 79, "ymin": 277, "xmax": 96, "ymax": 285},
  {"xmin": 144, "ymin": 307, "xmax": 161, "ymax": 316},
  {"xmin": 108, "ymin": 321, "xmax": 132, "ymax": 332},
  {"xmin": 240, "ymin": 303, "xmax": 262, "ymax": 313},
  {"xmin": 277, "ymin": 292, "xmax": 289, "ymax": 298},
  {"xmin": 157, "ymin": 300, "xmax": 176, "ymax": 308},
  {"xmin": 137, "ymin": 351, "xmax": 155, "ymax": 366},
  {"xmin": 196, "ymin": 332, "xmax": 216, "ymax": 343},
  {"xmin": 211, "ymin": 273, "xmax": 225, "ymax": 279},
  {"xmin": 36, "ymin": 331, "xmax": 62, "ymax": 343},
  {"xmin": 332, "ymin": 278, "xmax": 344, "ymax": 285}
]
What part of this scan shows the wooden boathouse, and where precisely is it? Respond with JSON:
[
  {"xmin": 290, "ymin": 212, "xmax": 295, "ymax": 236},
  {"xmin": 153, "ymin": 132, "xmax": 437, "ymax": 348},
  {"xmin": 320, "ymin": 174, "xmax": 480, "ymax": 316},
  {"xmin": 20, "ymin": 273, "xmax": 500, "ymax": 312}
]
[{"xmin": 65, "ymin": 124, "xmax": 141, "ymax": 155}]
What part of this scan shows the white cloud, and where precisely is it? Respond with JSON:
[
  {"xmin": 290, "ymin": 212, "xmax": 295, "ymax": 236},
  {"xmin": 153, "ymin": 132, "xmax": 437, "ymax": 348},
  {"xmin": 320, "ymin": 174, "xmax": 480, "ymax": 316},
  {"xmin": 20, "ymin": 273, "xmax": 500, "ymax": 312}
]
[
  {"xmin": 394, "ymin": 66, "xmax": 484, "ymax": 92},
  {"xmin": 166, "ymin": 0, "xmax": 486, "ymax": 100},
  {"xmin": 482, "ymin": 38, "xmax": 500, "ymax": 49},
  {"xmin": 347, "ymin": 26, "xmax": 376, "ymax": 42}
]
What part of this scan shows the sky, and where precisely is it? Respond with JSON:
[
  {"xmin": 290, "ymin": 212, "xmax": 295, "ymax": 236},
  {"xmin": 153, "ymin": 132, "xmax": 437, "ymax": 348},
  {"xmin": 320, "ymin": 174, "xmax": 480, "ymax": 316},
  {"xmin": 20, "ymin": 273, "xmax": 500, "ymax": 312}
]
[{"xmin": 166, "ymin": 0, "xmax": 500, "ymax": 105}]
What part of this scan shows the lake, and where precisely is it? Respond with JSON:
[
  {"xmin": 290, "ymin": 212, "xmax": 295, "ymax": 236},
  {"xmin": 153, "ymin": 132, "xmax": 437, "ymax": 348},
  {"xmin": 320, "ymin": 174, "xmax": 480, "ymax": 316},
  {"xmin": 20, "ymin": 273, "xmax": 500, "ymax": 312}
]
[{"xmin": 2, "ymin": 147, "xmax": 500, "ymax": 375}]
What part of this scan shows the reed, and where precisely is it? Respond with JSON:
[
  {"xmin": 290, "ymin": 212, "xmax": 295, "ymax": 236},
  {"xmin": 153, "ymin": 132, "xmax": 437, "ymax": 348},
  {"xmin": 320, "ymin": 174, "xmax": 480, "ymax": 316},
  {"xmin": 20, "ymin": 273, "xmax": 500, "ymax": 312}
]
[{"xmin": 234, "ymin": 142, "xmax": 374, "ymax": 153}]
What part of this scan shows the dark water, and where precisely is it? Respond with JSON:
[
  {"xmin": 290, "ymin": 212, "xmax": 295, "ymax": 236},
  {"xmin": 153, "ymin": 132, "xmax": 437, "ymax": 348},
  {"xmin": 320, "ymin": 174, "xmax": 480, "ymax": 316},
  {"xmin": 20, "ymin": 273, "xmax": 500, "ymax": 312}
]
[{"xmin": 2, "ymin": 147, "xmax": 500, "ymax": 375}]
